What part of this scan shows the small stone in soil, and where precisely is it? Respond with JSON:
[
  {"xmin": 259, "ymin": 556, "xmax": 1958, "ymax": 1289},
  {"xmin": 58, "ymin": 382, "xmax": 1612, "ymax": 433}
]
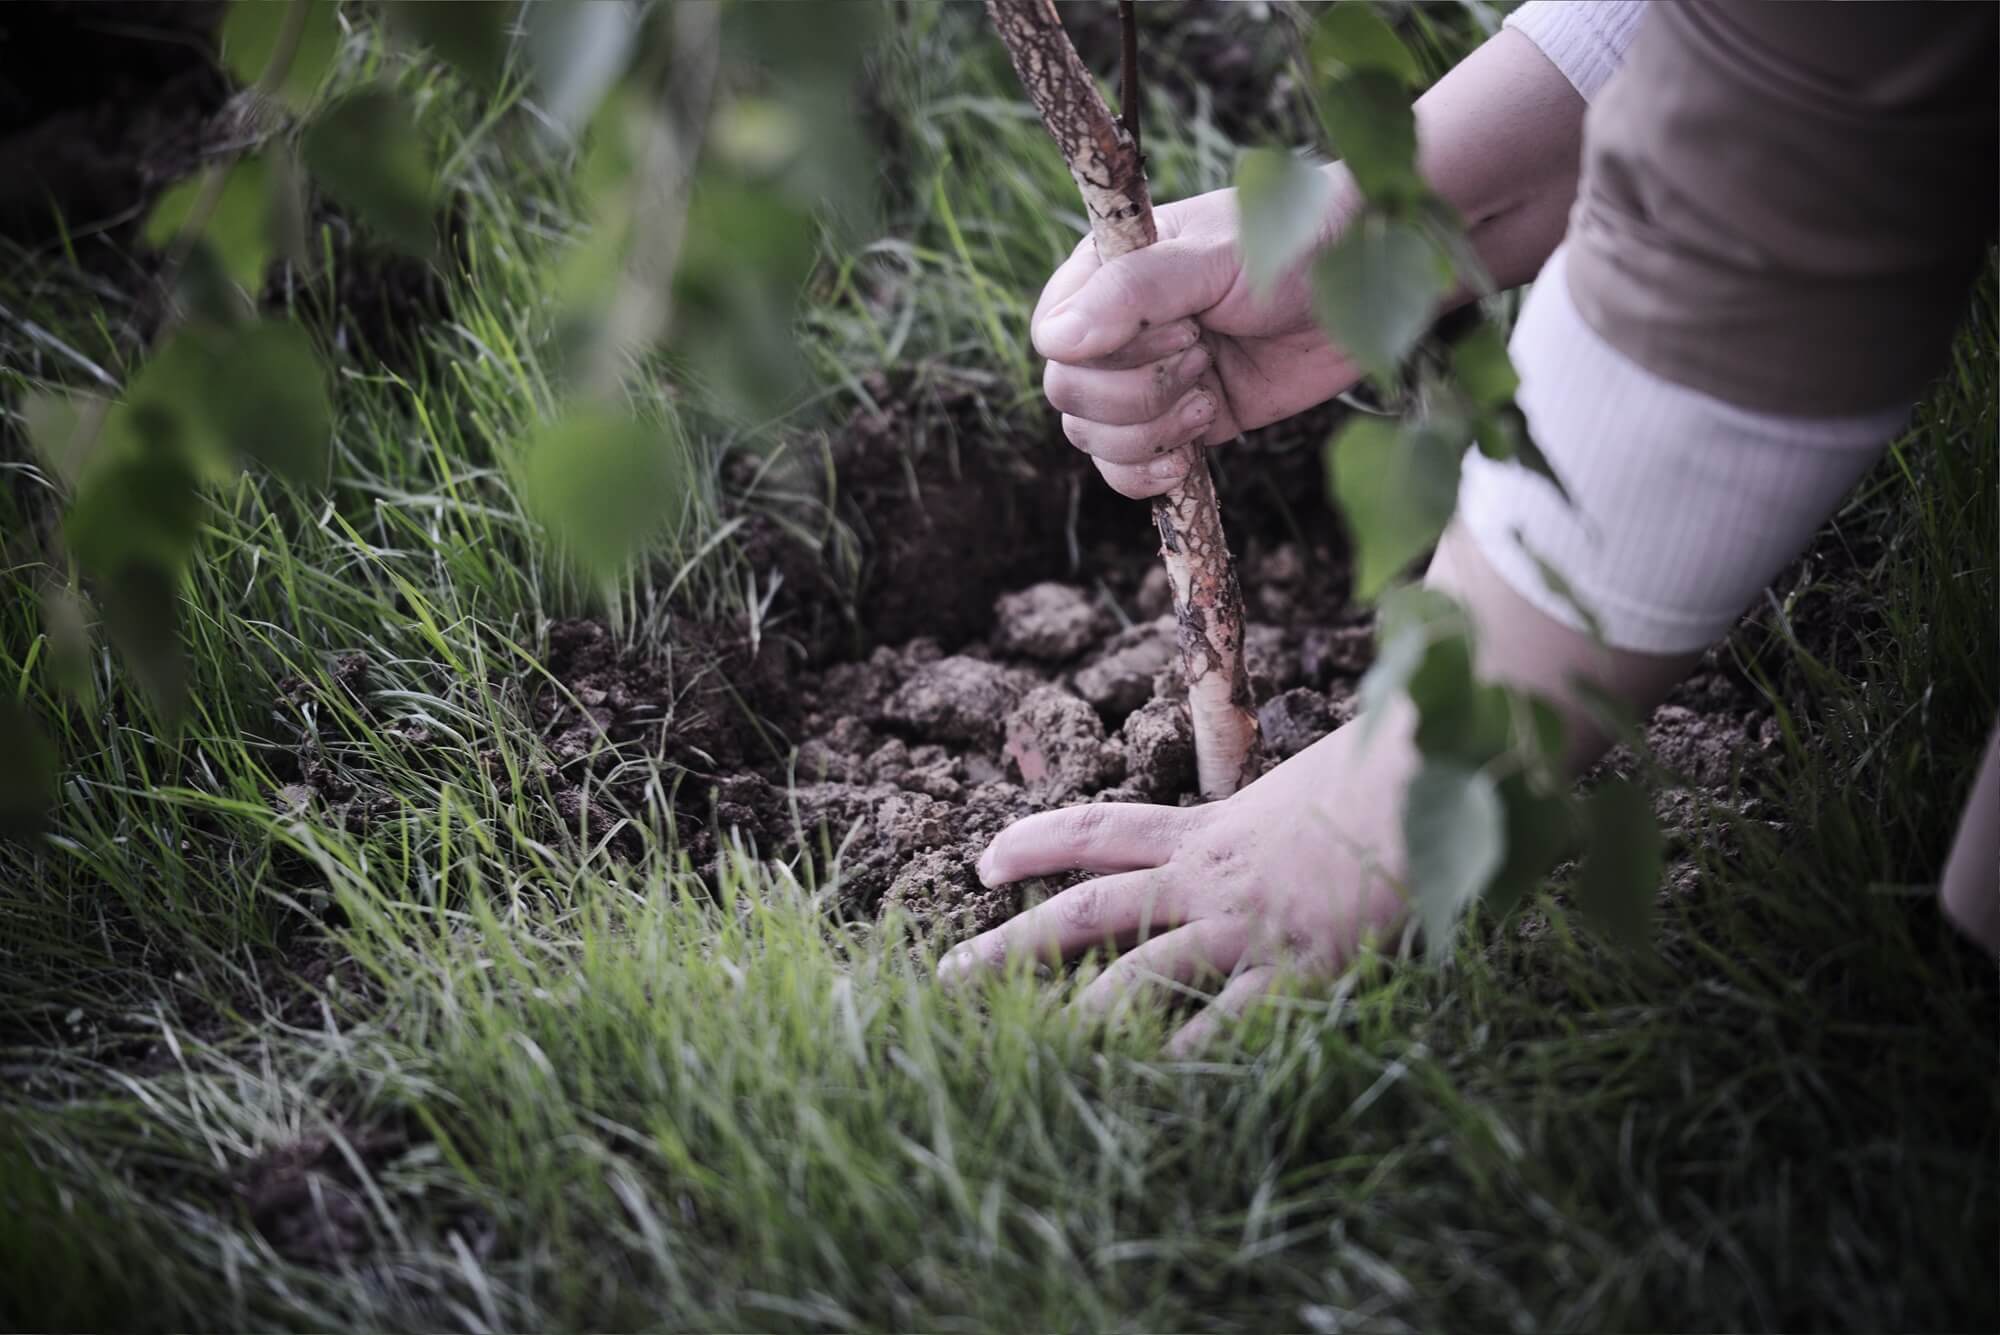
[{"xmin": 993, "ymin": 582, "xmax": 1111, "ymax": 663}]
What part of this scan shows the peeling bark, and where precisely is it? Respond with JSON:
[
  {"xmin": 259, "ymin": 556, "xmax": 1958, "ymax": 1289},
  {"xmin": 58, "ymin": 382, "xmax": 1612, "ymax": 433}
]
[{"xmin": 986, "ymin": 0, "xmax": 1260, "ymax": 799}]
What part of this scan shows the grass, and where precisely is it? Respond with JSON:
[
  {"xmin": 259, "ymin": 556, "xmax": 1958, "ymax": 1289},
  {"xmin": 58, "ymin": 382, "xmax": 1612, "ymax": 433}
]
[{"xmin": 2, "ymin": 4, "xmax": 1995, "ymax": 1331}]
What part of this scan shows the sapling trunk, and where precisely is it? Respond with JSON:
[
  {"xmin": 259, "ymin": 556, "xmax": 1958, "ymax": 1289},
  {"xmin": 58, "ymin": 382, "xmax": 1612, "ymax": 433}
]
[{"xmin": 985, "ymin": 0, "xmax": 1261, "ymax": 799}]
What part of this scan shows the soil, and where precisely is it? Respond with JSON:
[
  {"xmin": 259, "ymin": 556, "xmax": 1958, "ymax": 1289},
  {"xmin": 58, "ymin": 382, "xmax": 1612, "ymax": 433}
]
[
  {"xmin": 527, "ymin": 378, "xmax": 1779, "ymax": 951},
  {"xmin": 4, "ymin": 0, "xmax": 1784, "ymax": 963}
]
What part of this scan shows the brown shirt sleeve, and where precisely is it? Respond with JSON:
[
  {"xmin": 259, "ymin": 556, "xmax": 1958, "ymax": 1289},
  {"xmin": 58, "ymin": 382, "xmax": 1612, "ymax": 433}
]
[{"xmin": 1564, "ymin": 1, "xmax": 1997, "ymax": 416}]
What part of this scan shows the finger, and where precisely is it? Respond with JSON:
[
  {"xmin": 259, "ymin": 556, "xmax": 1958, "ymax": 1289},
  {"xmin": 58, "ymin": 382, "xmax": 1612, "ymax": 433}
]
[
  {"xmin": 1031, "ymin": 235, "xmax": 1100, "ymax": 331},
  {"xmin": 1072, "ymin": 919, "xmax": 1250, "ymax": 1019},
  {"xmin": 1164, "ymin": 965, "xmax": 1280, "ymax": 1058},
  {"xmin": 1060, "ymin": 390, "xmax": 1217, "ymax": 465},
  {"xmin": 1079, "ymin": 318, "xmax": 1203, "ymax": 371},
  {"xmin": 1045, "ymin": 343, "xmax": 1212, "ymax": 426},
  {"xmin": 977, "ymin": 802, "xmax": 1201, "ymax": 886},
  {"xmin": 1093, "ymin": 455, "xmax": 1190, "ymax": 501},
  {"xmin": 1034, "ymin": 239, "xmax": 1237, "ymax": 363},
  {"xmin": 939, "ymin": 868, "xmax": 1190, "ymax": 982}
]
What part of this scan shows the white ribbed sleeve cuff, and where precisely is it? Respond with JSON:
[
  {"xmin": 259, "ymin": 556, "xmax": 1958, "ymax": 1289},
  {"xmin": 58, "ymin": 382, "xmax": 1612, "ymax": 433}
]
[
  {"xmin": 1458, "ymin": 246, "xmax": 1911, "ymax": 656},
  {"xmin": 1502, "ymin": 0, "xmax": 1650, "ymax": 102}
]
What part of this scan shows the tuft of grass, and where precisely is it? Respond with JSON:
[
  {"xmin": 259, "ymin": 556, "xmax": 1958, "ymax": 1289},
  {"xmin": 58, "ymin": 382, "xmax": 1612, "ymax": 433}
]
[{"xmin": 1, "ymin": 7, "xmax": 1994, "ymax": 1333}]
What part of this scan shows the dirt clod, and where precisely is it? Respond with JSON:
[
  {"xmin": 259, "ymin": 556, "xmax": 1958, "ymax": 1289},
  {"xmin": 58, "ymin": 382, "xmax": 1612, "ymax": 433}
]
[
  {"xmin": 1258, "ymin": 686, "xmax": 1346, "ymax": 760},
  {"xmin": 993, "ymin": 582, "xmax": 1112, "ymax": 663},
  {"xmin": 1073, "ymin": 616, "xmax": 1178, "ymax": 722},
  {"xmin": 1119, "ymin": 696, "xmax": 1197, "ymax": 800},
  {"xmin": 1004, "ymin": 685, "xmax": 1125, "ymax": 800},
  {"xmin": 883, "ymin": 654, "xmax": 1037, "ymax": 748},
  {"xmin": 881, "ymin": 847, "xmax": 1024, "ymax": 942}
]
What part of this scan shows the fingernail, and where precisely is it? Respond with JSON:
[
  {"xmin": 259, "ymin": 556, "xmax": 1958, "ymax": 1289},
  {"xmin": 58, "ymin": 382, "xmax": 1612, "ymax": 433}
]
[
  {"xmin": 1168, "ymin": 319, "xmax": 1201, "ymax": 350},
  {"xmin": 1179, "ymin": 390, "xmax": 1215, "ymax": 430},
  {"xmin": 1146, "ymin": 453, "xmax": 1190, "ymax": 482},
  {"xmin": 976, "ymin": 847, "xmax": 998, "ymax": 887},
  {"xmin": 1040, "ymin": 308, "xmax": 1089, "ymax": 355},
  {"xmin": 1173, "ymin": 344, "xmax": 1212, "ymax": 384}
]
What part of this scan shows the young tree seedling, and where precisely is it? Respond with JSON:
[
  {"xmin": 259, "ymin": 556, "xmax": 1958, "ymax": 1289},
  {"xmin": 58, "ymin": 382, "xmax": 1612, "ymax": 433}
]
[{"xmin": 986, "ymin": 0, "xmax": 1261, "ymax": 799}]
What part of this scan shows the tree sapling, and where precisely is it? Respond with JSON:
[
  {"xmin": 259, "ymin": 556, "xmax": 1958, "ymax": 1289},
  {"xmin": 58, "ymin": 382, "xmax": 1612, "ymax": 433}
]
[{"xmin": 986, "ymin": 0, "xmax": 1261, "ymax": 799}]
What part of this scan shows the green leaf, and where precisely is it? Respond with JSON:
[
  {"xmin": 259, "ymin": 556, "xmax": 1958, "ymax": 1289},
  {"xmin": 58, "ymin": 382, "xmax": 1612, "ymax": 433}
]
[
  {"xmin": 1310, "ymin": 215, "xmax": 1449, "ymax": 380},
  {"xmin": 1484, "ymin": 776, "xmax": 1576, "ymax": 919},
  {"xmin": 1235, "ymin": 149, "xmax": 1335, "ymax": 300},
  {"xmin": 65, "ymin": 444, "xmax": 204, "ymax": 579},
  {"xmin": 1356, "ymin": 584, "xmax": 1464, "ymax": 742},
  {"xmin": 520, "ymin": 410, "xmax": 689, "ymax": 583},
  {"xmin": 1376, "ymin": 583, "xmax": 1465, "ymax": 646},
  {"xmin": 116, "ymin": 336, "xmax": 232, "ymax": 481},
  {"xmin": 63, "ymin": 433, "xmax": 199, "ymax": 714},
  {"xmin": 1576, "ymin": 777, "xmax": 1662, "ymax": 949},
  {"xmin": 1522, "ymin": 693, "xmax": 1568, "ymax": 778},
  {"xmin": 97, "ymin": 563, "xmax": 189, "ymax": 721},
  {"xmin": 1318, "ymin": 70, "xmax": 1421, "ymax": 204},
  {"xmin": 1403, "ymin": 760, "xmax": 1505, "ymax": 962},
  {"xmin": 0, "ymin": 700, "xmax": 56, "ymax": 838},
  {"xmin": 40, "ymin": 586, "xmax": 95, "ymax": 701},
  {"xmin": 1451, "ymin": 321, "xmax": 1518, "ymax": 408},
  {"xmin": 1407, "ymin": 633, "xmax": 1510, "ymax": 764},
  {"xmin": 221, "ymin": 0, "xmax": 340, "ymax": 111},
  {"xmin": 670, "ymin": 179, "xmax": 817, "ymax": 417},
  {"xmin": 172, "ymin": 241, "xmax": 259, "ymax": 328},
  {"xmin": 143, "ymin": 156, "xmax": 273, "ymax": 292},
  {"xmin": 195, "ymin": 321, "xmax": 332, "ymax": 485},
  {"xmin": 386, "ymin": 0, "xmax": 516, "ymax": 89},
  {"xmin": 723, "ymin": 0, "xmax": 882, "ymax": 239},
  {"xmin": 1472, "ymin": 402, "xmax": 1570, "ymax": 502},
  {"xmin": 1312, "ymin": 1, "xmax": 1422, "ymax": 86},
  {"xmin": 302, "ymin": 88, "xmax": 438, "ymax": 257},
  {"xmin": 109, "ymin": 321, "xmax": 329, "ymax": 485},
  {"xmin": 1328, "ymin": 416, "xmax": 1464, "ymax": 599}
]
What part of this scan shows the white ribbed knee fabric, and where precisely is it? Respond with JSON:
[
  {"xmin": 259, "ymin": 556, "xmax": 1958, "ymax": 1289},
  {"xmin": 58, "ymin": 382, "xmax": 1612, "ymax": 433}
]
[{"xmin": 1458, "ymin": 246, "xmax": 1913, "ymax": 655}]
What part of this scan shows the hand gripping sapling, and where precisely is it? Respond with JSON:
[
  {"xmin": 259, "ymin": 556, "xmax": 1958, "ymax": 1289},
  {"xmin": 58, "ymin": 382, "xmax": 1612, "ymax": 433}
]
[{"xmin": 986, "ymin": 0, "xmax": 1261, "ymax": 798}]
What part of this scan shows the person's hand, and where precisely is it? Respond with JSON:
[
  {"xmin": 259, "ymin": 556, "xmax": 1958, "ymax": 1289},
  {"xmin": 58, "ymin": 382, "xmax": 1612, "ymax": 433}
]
[
  {"xmin": 936, "ymin": 709, "xmax": 1418, "ymax": 1054},
  {"xmin": 1034, "ymin": 173, "xmax": 1363, "ymax": 500}
]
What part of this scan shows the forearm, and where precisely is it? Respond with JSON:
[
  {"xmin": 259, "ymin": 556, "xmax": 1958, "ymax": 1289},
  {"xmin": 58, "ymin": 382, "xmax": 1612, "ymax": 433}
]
[
  {"xmin": 1416, "ymin": 27, "xmax": 1592, "ymax": 295},
  {"xmin": 1312, "ymin": 26, "xmax": 1591, "ymax": 310}
]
